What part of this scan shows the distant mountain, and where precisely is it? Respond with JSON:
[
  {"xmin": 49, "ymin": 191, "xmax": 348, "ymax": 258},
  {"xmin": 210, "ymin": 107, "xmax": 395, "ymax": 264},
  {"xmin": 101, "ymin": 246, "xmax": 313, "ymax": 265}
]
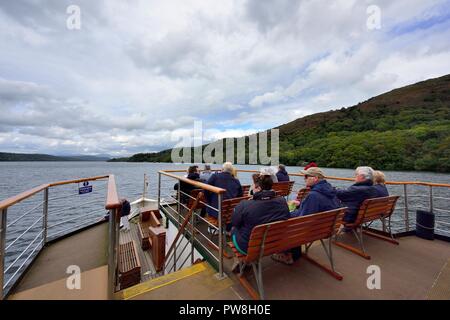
[
  {"xmin": 113, "ymin": 74, "xmax": 450, "ymax": 172},
  {"xmin": 0, "ymin": 152, "xmax": 110, "ymax": 161}
]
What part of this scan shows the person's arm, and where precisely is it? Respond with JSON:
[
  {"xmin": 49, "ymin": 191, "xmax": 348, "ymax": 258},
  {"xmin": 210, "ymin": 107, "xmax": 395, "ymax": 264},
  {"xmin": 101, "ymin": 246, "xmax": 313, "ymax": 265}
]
[
  {"xmin": 299, "ymin": 193, "xmax": 322, "ymax": 216},
  {"xmin": 336, "ymin": 186, "xmax": 358, "ymax": 202},
  {"xmin": 205, "ymin": 174, "xmax": 216, "ymax": 200}
]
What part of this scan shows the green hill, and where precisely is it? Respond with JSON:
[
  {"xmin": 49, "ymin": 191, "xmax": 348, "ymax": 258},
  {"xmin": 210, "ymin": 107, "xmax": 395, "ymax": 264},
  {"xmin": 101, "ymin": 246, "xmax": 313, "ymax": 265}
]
[
  {"xmin": 0, "ymin": 152, "xmax": 110, "ymax": 161},
  {"xmin": 111, "ymin": 74, "xmax": 450, "ymax": 172}
]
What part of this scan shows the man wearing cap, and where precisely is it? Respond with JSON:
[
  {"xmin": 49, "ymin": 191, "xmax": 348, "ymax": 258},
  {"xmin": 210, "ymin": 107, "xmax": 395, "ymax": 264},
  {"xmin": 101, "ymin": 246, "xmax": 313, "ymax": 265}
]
[
  {"xmin": 272, "ymin": 167, "xmax": 340, "ymax": 265},
  {"xmin": 290, "ymin": 167, "xmax": 340, "ymax": 217}
]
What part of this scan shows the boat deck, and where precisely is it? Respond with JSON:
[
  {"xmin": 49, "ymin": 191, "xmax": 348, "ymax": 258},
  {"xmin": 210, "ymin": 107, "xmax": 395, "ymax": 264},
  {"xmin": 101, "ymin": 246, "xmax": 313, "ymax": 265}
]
[
  {"xmin": 117, "ymin": 231, "xmax": 450, "ymax": 300},
  {"xmin": 6, "ymin": 220, "xmax": 450, "ymax": 300}
]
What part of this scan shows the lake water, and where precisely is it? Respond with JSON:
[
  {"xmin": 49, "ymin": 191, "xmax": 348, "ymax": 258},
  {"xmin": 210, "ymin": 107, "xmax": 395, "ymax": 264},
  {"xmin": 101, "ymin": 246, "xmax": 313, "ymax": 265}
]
[{"xmin": 0, "ymin": 161, "xmax": 449, "ymax": 291}]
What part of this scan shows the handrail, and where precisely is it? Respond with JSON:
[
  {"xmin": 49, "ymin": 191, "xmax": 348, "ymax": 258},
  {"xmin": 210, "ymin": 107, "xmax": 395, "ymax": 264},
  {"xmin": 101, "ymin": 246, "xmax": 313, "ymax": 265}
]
[
  {"xmin": 159, "ymin": 170, "xmax": 226, "ymax": 194},
  {"xmin": 0, "ymin": 184, "xmax": 49, "ymax": 211},
  {"xmin": 159, "ymin": 168, "xmax": 450, "ymax": 188},
  {"xmin": 105, "ymin": 175, "xmax": 121, "ymax": 209},
  {"xmin": 0, "ymin": 175, "xmax": 111, "ymax": 211},
  {"xmin": 49, "ymin": 175, "xmax": 109, "ymax": 187}
]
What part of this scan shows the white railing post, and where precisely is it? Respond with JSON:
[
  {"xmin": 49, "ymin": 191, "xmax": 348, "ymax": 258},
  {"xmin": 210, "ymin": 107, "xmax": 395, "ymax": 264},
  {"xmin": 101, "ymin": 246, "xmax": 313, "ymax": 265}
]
[
  {"xmin": 43, "ymin": 188, "xmax": 49, "ymax": 245},
  {"xmin": 0, "ymin": 209, "xmax": 7, "ymax": 300},
  {"xmin": 403, "ymin": 185, "xmax": 409, "ymax": 232},
  {"xmin": 217, "ymin": 193, "xmax": 224, "ymax": 279}
]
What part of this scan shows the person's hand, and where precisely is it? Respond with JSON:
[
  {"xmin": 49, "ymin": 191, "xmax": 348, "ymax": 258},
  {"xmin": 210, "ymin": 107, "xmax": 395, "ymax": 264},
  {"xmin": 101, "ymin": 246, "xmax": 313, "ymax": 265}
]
[{"xmin": 289, "ymin": 200, "xmax": 300, "ymax": 207}]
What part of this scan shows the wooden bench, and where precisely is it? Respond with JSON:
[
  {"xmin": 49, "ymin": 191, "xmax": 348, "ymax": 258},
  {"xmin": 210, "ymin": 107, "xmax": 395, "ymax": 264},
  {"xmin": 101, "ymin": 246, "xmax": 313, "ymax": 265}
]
[
  {"xmin": 273, "ymin": 181, "xmax": 295, "ymax": 198},
  {"xmin": 205, "ymin": 195, "xmax": 252, "ymax": 258},
  {"xmin": 138, "ymin": 220, "xmax": 152, "ymax": 250},
  {"xmin": 188, "ymin": 189, "xmax": 206, "ymax": 210},
  {"xmin": 118, "ymin": 240, "xmax": 141, "ymax": 290},
  {"xmin": 228, "ymin": 207, "xmax": 347, "ymax": 300},
  {"xmin": 242, "ymin": 185, "xmax": 251, "ymax": 196},
  {"xmin": 334, "ymin": 196, "xmax": 400, "ymax": 259},
  {"xmin": 205, "ymin": 195, "xmax": 252, "ymax": 232}
]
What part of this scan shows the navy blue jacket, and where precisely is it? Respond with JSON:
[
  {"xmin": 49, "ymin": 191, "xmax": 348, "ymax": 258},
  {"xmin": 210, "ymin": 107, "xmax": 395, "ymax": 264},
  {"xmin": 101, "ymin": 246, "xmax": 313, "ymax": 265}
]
[
  {"xmin": 336, "ymin": 180, "xmax": 378, "ymax": 223},
  {"xmin": 205, "ymin": 172, "xmax": 243, "ymax": 218},
  {"xmin": 174, "ymin": 173, "xmax": 200, "ymax": 204},
  {"xmin": 374, "ymin": 184, "xmax": 389, "ymax": 197},
  {"xmin": 276, "ymin": 169, "xmax": 290, "ymax": 182},
  {"xmin": 291, "ymin": 180, "xmax": 340, "ymax": 217},
  {"xmin": 232, "ymin": 190, "xmax": 290, "ymax": 253}
]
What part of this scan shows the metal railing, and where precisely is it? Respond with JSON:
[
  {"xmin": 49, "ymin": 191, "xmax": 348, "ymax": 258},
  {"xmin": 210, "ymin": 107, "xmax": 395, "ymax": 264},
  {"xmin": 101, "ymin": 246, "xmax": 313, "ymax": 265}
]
[
  {"xmin": 0, "ymin": 174, "xmax": 117, "ymax": 300},
  {"xmin": 158, "ymin": 171, "xmax": 227, "ymax": 279},
  {"xmin": 158, "ymin": 169, "xmax": 450, "ymax": 241}
]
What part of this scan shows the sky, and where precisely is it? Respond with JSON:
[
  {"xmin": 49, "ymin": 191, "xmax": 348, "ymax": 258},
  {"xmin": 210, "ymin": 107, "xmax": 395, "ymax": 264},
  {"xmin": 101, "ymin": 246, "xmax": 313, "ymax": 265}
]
[{"xmin": 0, "ymin": 0, "xmax": 450, "ymax": 157}]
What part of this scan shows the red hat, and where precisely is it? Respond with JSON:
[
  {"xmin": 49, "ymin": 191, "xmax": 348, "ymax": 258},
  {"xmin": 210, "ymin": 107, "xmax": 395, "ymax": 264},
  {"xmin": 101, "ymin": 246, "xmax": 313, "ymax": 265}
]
[{"xmin": 304, "ymin": 162, "xmax": 318, "ymax": 170}]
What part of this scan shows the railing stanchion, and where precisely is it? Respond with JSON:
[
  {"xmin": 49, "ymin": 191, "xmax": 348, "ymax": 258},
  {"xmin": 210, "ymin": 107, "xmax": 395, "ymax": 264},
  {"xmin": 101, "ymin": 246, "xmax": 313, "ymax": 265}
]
[
  {"xmin": 429, "ymin": 186, "xmax": 433, "ymax": 213},
  {"xmin": 0, "ymin": 209, "xmax": 7, "ymax": 300},
  {"xmin": 43, "ymin": 188, "xmax": 49, "ymax": 245},
  {"xmin": 218, "ymin": 193, "xmax": 224, "ymax": 279},
  {"xmin": 177, "ymin": 182, "xmax": 181, "ymax": 224},
  {"xmin": 191, "ymin": 211, "xmax": 195, "ymax": 265},
  {"xmin": 403, "ymin": 185, "xmax": 409, "ymax": 232},
  {"xmin": 108, "ymin": 207, "xmax": 119, "ymax": 299}
]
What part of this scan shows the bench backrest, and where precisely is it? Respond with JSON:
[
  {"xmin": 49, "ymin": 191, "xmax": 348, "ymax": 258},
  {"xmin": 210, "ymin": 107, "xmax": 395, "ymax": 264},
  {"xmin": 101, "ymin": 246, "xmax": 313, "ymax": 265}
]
[
  {"xmin": 242, "ymin": 185, "xmax": 251, "ymax": 196},
  {"xmin": 222, "ymin": 195, "xmax": 252, "ymax": 224},
  {"xmin": 273, "ymin": 181, "xmax": 295, "ymax": 197},
  {"xmin": 188, "ymin": 189, "xmax": 206, "ymax": 209},
  {"xmin": 354, "ymin": 196, "xmax": 400, "ymax": 226},
  {"xmin": 244, "ymin": 207, "xmax": 347, "ymax": 263}
]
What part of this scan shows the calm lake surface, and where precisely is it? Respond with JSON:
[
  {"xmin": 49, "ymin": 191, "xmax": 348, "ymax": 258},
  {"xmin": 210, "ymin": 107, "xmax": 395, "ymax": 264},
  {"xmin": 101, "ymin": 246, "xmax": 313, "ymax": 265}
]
[{"xmin": 0, "ymin": 161, "xmax": 449, "ymax": 289}]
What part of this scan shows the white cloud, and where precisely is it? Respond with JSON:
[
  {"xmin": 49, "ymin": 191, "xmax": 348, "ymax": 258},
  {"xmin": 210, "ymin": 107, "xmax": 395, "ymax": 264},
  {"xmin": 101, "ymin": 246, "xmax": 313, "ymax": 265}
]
[{"xmin": 0, "ymin": 0, "xmax": 449, "ymax": 155}]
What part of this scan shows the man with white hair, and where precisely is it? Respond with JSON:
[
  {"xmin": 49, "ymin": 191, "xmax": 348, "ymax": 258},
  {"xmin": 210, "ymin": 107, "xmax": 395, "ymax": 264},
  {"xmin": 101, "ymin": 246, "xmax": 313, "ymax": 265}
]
[
  {"xmin": 336, "ymin": 166, "xmax": 378, "ymax": 223},
  {"xmin": 205, "ymin": 162, "xmax": 243, "ymax": 221}
]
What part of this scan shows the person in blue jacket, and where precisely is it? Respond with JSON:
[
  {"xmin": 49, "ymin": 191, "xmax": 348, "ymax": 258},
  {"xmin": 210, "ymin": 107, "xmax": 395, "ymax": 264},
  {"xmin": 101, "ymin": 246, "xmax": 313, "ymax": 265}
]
[
  {"xmin": 373, "ymin": 170, "xmax": 389, "ymax": 197},
  {"xmin": 336, "ymin": 166, "xmax": 378, "ymax": 224},
  {"xmin": 290, "ymin": 167, "xmax": 340, "ymax": 217},
  {"xmin": 205, "ymin": 162, "xmax": 243, "ymax": 220},
  {"xmin": 231, "ymin": 174, "xmax": 290, "ymax": 256},
  {"xmin": 276, "ymin": 164, "xmax": 290, "ymax": 182},
  {"xmin": 273, "ymin": 167, "xmax": 340, "ymax": 265}
]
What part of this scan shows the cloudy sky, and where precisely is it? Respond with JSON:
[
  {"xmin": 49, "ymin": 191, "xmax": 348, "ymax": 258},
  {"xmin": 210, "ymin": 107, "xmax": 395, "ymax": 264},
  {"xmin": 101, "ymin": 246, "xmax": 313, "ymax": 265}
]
[{"xmin": 1, "ymin": 0, "xmax": 450, "ymax": 156}]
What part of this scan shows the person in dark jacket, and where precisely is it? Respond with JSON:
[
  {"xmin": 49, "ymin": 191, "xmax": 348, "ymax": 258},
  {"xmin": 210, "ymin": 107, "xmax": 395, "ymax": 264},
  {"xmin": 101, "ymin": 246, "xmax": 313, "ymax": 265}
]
[
  {"xmin": 174, "ymin": 166, "xmax": 201, "ymax": 204},
  {"xmin": 336, "ymin": 166, "xmax": 378, "ymax": 224},
  {"xmin": 290, "ymin": 167, "xmax": 340, "ymax": 217},
  {"xmin": 205, "ymin": 162, "xmax": 243, "ymax": 219},
  {"xmin": 276, "ymin": 164, "xmax": 290, "ymax": 182},
  {"xmin": 231, "ymin": 174, "xmax": 290, "ymax": 255},
  {"xmin": 373, "ymin": 170, "xmax": 389, "ymax": 197},
  {"xmin": 273, "ymin": 167, "xmax": 340, "ymax": 265}
]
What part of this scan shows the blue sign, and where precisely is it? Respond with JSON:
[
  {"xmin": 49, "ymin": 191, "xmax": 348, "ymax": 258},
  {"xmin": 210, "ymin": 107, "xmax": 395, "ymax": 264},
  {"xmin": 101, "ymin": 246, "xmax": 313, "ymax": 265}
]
[{"xmin": 79, "ymin": 181, "xmax": 93, "ymax": 194}]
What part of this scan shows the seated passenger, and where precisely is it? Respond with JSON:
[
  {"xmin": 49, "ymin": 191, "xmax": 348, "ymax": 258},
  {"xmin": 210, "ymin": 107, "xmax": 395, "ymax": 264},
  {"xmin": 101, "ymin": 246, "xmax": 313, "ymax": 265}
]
[
  {"xmin": 290, "ymin": 167, "xmax": 340, "ymax": 217},
  {"xmin": 336, "ymin": 166, "xmax": 378, "ymax": 223},
  {"xmin": 174, "ymin": 166, "xmax": 201, "ymax": 204},
  {"xmin": 260, "ymin": 166, "xmax": 278, "ymax": 183},
  {"xmin": 199, "ymin": 164, "xmax": 213, "ymax": 182},
  {"xmin": 205, "ymin": 162, "xmax": 243, "ymax": 219},
  {"xmin": 276, "ymin": 164, "xmax": 290, "ymax": 182},
  {"xmin": 231, "ymin": 174, "xmax": 290, "ymax": 255},
  {"xmin": 373, "ymin": 170, "xmax": 389, "ymax": 197},
  {"xmin": 273, "ymin": 167, "xmax": 340, "ymax": 265}
]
